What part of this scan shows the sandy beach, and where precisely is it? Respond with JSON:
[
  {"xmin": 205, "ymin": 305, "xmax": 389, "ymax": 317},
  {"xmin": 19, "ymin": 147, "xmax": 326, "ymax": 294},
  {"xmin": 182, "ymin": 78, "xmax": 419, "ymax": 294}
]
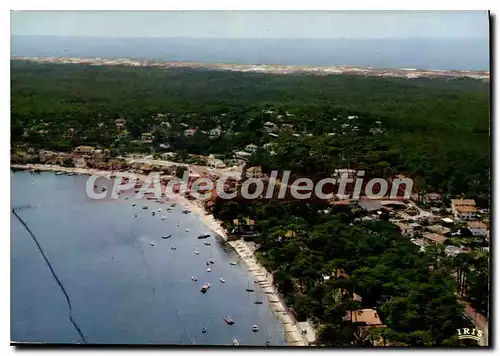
[
  {"xmin": 12, "ymin": 163, "xmax": 309, "ymax": 346},
  {"xmin": 227, "ymin": 239, "xmax": 308, "ymax": 346}
]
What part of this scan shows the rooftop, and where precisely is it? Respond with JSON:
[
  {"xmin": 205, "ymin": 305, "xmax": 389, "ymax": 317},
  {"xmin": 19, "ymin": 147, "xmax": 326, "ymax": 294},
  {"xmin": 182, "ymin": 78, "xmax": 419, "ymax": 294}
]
[
  {"xmin": 423, "ymin": 232, "xmax": 447, "ymax": 244},
  {"xmin": 451, "ymin": 199, "xmax": 476, "ymax": 207},
  {"xmin": 467, "ymin": 221, "xmax": 488, "ymax": 229},
  {"xmin": 455, "ymin": 205, "xmax": 477, "ymax": 213},
  {"xmin": 358, "ymin": 199, "xmax": 384, "ymax": 212},
  {"xmin": 349, "ymin": 309, "xmax": 383, "ymax": 326}
]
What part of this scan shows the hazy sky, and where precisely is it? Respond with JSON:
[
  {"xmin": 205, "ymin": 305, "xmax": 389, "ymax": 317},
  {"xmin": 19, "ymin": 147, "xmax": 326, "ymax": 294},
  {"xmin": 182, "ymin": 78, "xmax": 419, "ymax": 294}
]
[{"xmin": 11, "ymin": 11, "xmax": 489, "ymax": 39}]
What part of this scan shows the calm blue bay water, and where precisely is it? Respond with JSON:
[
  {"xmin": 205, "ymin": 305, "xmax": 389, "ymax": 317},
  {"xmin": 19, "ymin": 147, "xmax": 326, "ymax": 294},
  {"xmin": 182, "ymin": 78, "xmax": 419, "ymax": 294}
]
[{"xmin": 11, "ymin": 170, "xmax": 285, "ymax": 345}]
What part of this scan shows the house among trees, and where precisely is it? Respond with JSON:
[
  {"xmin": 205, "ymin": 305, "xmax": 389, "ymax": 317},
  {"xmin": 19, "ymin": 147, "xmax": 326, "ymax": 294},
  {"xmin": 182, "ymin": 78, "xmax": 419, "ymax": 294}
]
[
  {"xmin": 115, "ymin": 118, "xmax": 125, "ymax": 130},
  {"xmin": 451, "ymin": 199, "xmax": 477, "ymax": 220},
  {"xmin": 231, "ymin": 218, "xmax": 258, "ymax": 237},
  {"xmin": 209, "ymin": 127, "xmax": 222, "ymax": 138},
  {"xmin": 244, "ymin": 143, "xmax": 258, "ymax": 153},
  {"xmin": 281, "ymin": 123, "xmax": 295, "ymax": 132},
  {"xmin": 184, "ymin": 128, "xmax": 197, "ymax": 137},
  {"xmin": 234, "ymin": 150, "xmax": 253, "ymax": 160},
  {"xmin": 466, "ymin": 221, "xmax": 488, "ymax": 236},
  {"xmin": 245, "ymin": 166, "xmax": 263, "ymax": 179},
  {"xmin": 207, "ymin": 154, "xmax": 226, "ymax": 169},
  {"xmin": 422, "ymin": 232, "xmax": 447, "ymax": 244},
  {"xmin": 347, "ymin": 309, "xmax": 383, "ymax": 326},
  {"xmin": 141, "ymin": 132, "xmax": 153, "ymax": 143},
  {"xmin": 423, "ymin": 192, "xmax": 442, "ymax": 203},
  {"xmin": 73, "ymin": 145, "xmax": 95, "ymax": 154},
  {"xmin": 264, "ymin": 121, "xmax": 278, "ymax": 133},
  {"xmin": 346, "ymin": 309, "xmax": 386, "ymax": 345}
]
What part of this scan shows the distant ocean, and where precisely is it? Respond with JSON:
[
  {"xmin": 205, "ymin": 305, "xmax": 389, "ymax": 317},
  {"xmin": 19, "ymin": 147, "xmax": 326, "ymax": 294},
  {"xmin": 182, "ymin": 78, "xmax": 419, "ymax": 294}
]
[{"xmin": 11, "ymin": 36, "xmax": 489, "ymax": 71}]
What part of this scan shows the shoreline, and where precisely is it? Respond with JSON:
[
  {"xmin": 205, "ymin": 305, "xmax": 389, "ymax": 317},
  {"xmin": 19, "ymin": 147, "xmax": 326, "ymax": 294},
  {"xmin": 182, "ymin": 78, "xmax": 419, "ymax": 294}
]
[
  {"xmin": 228, "ymin": 239, "xmax": 308, "ymax": 346},
  {"xmin": 12, "ymin": 163, "xmax": 307, "ymax": 345},
  {"xmin": 12, "ymin": 56, "xmax": 489, "ymax": 81}
]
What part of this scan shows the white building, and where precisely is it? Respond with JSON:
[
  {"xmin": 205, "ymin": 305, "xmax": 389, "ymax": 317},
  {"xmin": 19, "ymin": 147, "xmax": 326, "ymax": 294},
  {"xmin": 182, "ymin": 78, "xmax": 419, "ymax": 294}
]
[
  {"xmin": 234, "ymin": 151, "xmax": 253, "ymax": 160},
  {"xmin": 451, "ymin": 199, "xmax": 477, "ymax": 220},
  {"xmin": 209, "ymin": 128, "xmax": 222, "ymax": 138},
  {"xmin": 244, "ymin": 143, "xmax": 258, "ymax": 153},
  {"xmin": 467, "ymin": 221, "xmax": 488, "ymax": 236}
]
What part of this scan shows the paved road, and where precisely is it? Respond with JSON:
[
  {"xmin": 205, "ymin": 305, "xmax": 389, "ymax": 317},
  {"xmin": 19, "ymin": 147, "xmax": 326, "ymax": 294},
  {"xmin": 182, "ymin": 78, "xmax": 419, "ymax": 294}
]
[{"xmin": 462, "ymin": 301, "xmax": 488, "ymax": 346}]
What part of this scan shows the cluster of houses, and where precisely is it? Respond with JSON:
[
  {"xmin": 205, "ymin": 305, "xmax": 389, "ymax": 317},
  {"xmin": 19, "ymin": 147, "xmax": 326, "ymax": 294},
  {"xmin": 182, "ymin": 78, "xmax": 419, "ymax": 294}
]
[{"xmin": 386, "ymin": 197, "xmax": 489, "ymax": 256}]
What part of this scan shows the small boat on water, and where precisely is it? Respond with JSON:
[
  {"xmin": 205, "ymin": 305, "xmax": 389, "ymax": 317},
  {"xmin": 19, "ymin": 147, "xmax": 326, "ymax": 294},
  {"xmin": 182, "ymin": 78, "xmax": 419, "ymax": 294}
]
[
  {"xmin": 202, "ymin": 328, "xmax": 207, "ymax": 334},
  {"xmin": 150, "ymin": 241, "xmax": 156, "ymax": 246},
  {"xmin": 198, "ymin": 234, "xmax": 210, "ymax": 239},
  {"xmin": 161, "ymin": 216, "xmax": 166, "ymax": 220},
  {"xmin": 67, "ymin": 172, "xmax": 75, "ymax": 176},
  {"xmin": 182, "ymin": 209, "xmax": 191, "ymax": 214},
  {"xmin": 246, "ymin": 282, "xmax": 254, "ymax": 292},
  {"xmin": 55, "ymin": 171, "xmax": 65, "ymax": 175},
  {"xmin": 232, "ymin": 339, "xmax": 239, "ymax": 346},
  {"xmin": 152, "ymin": 212, "xmax": 156, "ymax": 216},
  {"xmin": 162, "ymin": 234, "xmax": 171, "ymax": 239},
  {"xmin": 142, "ymin": 206, "xmax": 148, "ymax": 210},
  {"xmin": 185, "ymin": 228, "xmax": 190, "ymax": 232},
  {"xmin": 170, "ymin": 203, "xmax": 176, "ymax": 207},
  {"xmin": 171, "ymin": 246, "xmax": 176, "ymax": 250},
  {"xmin": 201, "ymin": 282, "xmax": 211, "ymax": 293},
  {"xmin": 229, "ymin": 261, "xmax": 237, "ymax": 265},
  {"xmin": 252, "ymin": 325, "xmax": 259, "ymax": 332},
  {"xmin": 191, "ymin": 276, "xmax": 198, "ymax": 282},
  {"xmin": 206, "ymin": 268, "xmax": 211, "ymax": 272},
  {"xmin": 266, "ymin": 341, "xmax": 271, "ymax": 346},
  {"xmin": 224, "ymin": 316, "xmax": 234, "ymax": 325},
  {"xmin": 204, "ymin": 241, "xmax": 211, "ymax": 246},
  {"xmin": 194, "ymin": 250, "xmax": 199, "ymax": 255},
  {"xmin": 209, "ymin": 259, "xmax": 215, "ymax": 264},
  {"xmin": 158, "ymin": 208, "xmax": 162, "ymax": 212},
  {"xmin": 134, "ymin": 214, "xmax": 138, "ymax": 218},
  {"xmin": 132, "ymin": 203, "xmax": 136, "ymax": 207},
  {"xmin": 254, "ymin": 301, "xmax": 263, "ymax": 304},
  {"xmin": 220, "ymin": 278, "xmax": 226, "ymax": 283},
  {"xmin": 206, "ymin": 262, "xmax": 210, "ymax": 266}
]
